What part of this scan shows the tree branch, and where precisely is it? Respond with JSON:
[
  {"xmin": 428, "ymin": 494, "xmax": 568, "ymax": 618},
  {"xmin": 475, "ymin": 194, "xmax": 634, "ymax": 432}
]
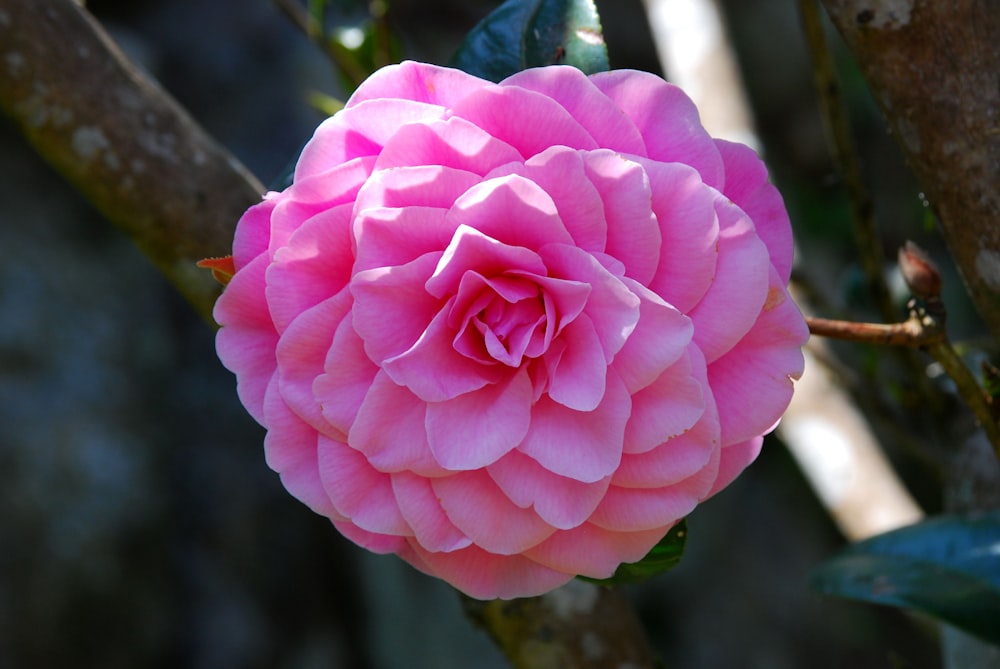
[
  {"xmin": 0, "ymin": 0, "xmax": 265, "ymax": 322},
  {"xmin": 817, "ymin": 0, "xmax": 1000, "ymax": 343}
]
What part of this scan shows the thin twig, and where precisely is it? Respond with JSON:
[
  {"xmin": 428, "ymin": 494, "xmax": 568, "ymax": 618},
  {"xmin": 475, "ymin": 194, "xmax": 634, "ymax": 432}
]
[{"xmin": 272, "ymin": 0, "xmax": 369, "ymax": 88}]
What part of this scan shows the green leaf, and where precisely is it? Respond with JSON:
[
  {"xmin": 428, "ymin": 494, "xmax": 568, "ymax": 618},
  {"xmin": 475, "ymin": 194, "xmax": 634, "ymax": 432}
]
[
  {"xmin": 449, "ymin": 0, "xmax": 608, "ymax": 83},
  {"xmin": 810, "ymin": 511, "xmax": 1000, "ymax": 645},
  {"xmin": 580, "ymin": 520, "xmax": 687, "ymax": 586}
]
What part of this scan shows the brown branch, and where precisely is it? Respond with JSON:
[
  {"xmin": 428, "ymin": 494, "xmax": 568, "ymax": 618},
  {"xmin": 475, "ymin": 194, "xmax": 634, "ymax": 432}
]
[
  {"xmin": 0, "ymin": 0, "xmax": 265, "ymax": 322},
  {"xmin": 462, "ymin": 582, "xmax": 657, "ymax": 669},
  {"xmin": 817, "ymin": 0, "xmax": 1000, "ymax": 344},
  {"xmin": 807, "ymin": 315, "xmax": 934, "ymax": 347}
]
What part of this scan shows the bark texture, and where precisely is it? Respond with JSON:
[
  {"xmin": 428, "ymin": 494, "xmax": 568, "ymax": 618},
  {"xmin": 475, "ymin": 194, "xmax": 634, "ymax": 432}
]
[
  {"xmin": 0, "ymin": 0, "xmax": 264, "ymax": 322},
  {"xmin": 818, "ymin": 0, "xmax": 1000, "ymax": 342}
]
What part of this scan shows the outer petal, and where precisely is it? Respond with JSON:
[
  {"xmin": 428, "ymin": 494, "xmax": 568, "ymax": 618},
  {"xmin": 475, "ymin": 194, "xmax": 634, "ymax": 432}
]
[
  {"xmin": 353, "ymin": 163, "xmax": 481, "ymax": 213},
  {"xmin": 232, "ymin": 198, "xmax": 276, "ymax": 270},
  {"xmin": 275, "ymin": 290, "xmax": 353, "ymax": 435},
  {"xmin": 612, "ymin": 278, "xmax": 693, "ymax": 394},
  {"xmin": 589, "ymin": 476, "xmax": 706, "ymax": 532},
  {"xmin": 431, "ymin": 470, "xmax": 556, "ymax": 554},
  {"xmin": 622, "ymin": 351, "xmax": 704, "ymax": 455},
  {"xmin": 519, "ymin": 370, "xmax": 631, "ymax": 482},
  {"xmin": 523, "ymin": 524, "xmax": 667, "ymax": 579},
  {"xmin": 262, "ymin": 376, "xmax": 339, "ymax": 519},
  {"xmin": 488, "ymin": 449, "xmax": 611, "ymax": 530},
  {"xmin": 582, "ymin": 150, "xmax": 661, "ymax": 285},
  {"xmin": 314, "ymin": 317, "xmax": 378, "ymax": 439},
  {"xmin": 451, "ymin": 84, "xmax": 598, "ymax": 158},
  {"xmin": 642, "ymin": 160, "xmax": 720, "ymax": 313},
  {"xmin": 345, "ymin": 60, "xmax": 488, "ymax": 108},
  {"xmin": 706, "ymin": 436, "xmax": 764, "ymax": 497},
  {"xmin": 267, "ymin": 204, "xmax": 354, "ymax": 334},
  {"xmin": 708, "ymin": 267, "xmax": 808, "ymax": 446},
  {"xmin": 589, "ymin": 69, "xmax": 725, "ymax": 189},
  {"xmin": 402, "ymin": 542, "xmax": 572, "ymax": 600},
  {"xmin": 687, "ymin": 198, "xmax": 770, "ymax": 363},
  {"xmin": 374, "ymin": 116, "xmax": 523, "ymax": 174},
  {"xmin": 317, "ymin": 435, "xmax": 411, "ymax": 536},
  {"xmin": 391, "ymin": 472, "xmax": 471, "ymax": 553},
  {"xmin": 295, "ymin": 98, "xmax": 447, "ymax": 180},
  {"xmin": 425, "ymin": 368, "xmax": 533, "ymax": 470},
  {"xmin": 716, "ymin": 139, "xmax": 794, "ymax": 282},
  {"xmin": 502, "ymin": 66, "xmax": 646, "ymax": 154},
  {"xmin": 215, "ymin": 253, "xmax": 278, "ymax": 424}
]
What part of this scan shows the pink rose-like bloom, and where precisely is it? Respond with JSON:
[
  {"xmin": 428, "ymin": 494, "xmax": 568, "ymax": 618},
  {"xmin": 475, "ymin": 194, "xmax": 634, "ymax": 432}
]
[{"xmin": 215, "ymin": 61, "xmax": 807, "ymax": 599}]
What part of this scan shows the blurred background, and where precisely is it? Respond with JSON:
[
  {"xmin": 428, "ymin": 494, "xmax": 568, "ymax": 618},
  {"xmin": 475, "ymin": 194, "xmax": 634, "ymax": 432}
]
[{"xmin": 1, "ymin": 0, "xmax": 975, "ymax": 666}]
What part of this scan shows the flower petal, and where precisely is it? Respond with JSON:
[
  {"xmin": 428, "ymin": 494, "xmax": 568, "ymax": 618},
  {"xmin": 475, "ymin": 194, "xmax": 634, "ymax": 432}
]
[
  {"xmin": 425, "ymin": 368, "xmax": 533, "ymax": 470},
  {"xmin": 519, "ymin": 370, "xmax": 631, "ymax": 482},
  {"xmin": 354, "ymin": 163, "xmax": 481, "ymax": 212},
  {"xmin": 314, "ymin": 316, "xmax": 378, "ymax": 439},
  {"xmin": 488, "ymin": 449, "xmax": 611, "ymax": 530},
  {"xmin": 276, "ymin": 289, "xmax": 353, "ymax": 435},
  {"xmin": 589, "ymin": 473, "xmax": 711, "ymax": 533},
  {"xmin": 544, "ymin": 314, "xmax": 607, "ymax": 411},
  {"xmin": 375, "ymin": 116, "xmax": 523, "ymax": 174},
  {"xmin": 262, "ymin": 376, "xmax": 339, "ymax": 519},
  {"xmin": 708, "ymin": 268, "xmax": 807, "ymax": 445},
  {"xmin": 403, "ymin": 542, "xmax": 571, "ymax": 600},
  {"xmin": 296, "ymin": 98, "xmax": 446, "ymax": 180},
  {"xmin": 348, "ymin": 371, "xmax": 449, "ymax": 477},
  {"xmin": 382, "ymin": 308, "xmax": 506, "ymax": 402},
  {"xmin": 687, "ymin": 197, "xmax": 770, "ymax": 363},
  {"xmin": 345, "ymin": 60, "xmax": 487, "ymax": 108},
  {"xmin": 391, "ymin": 472, "xmax": 472, "ymax": 552},
  {"xmin": 432, "ymin": 470, "xmax": 556, "ymax": 554},
  {"xmin": 523, "ymin": 524, "xmax": 667, "ymax": 579},
  {"xmin": 539, "ymin": 244, "xmax": 640, "ymax": 360},
  {"xmin": 486, "ymin": 146, "xmax": 608, "ymax": 254},
  {"xmin": 446, "ymin": 174, "xmax": 574, "ymax": 251},
  {"xmin": 622, "ymin": 350, "xmax": 705, "ymax": 455},
  {"xmin": 612, "ymin": 278, "xmax": 693, "ymax": 394},
  {"xmin": 582, "ymin": 150, "xmax": 661, "ymax": 285},
  {"xmin": 642, "ymin": 160, "xmax": 720, "ymax": 313},
  {"xmin": 215, "ymin": 253, "xmax": 278, "ymax": 424},
  {"xmin": 350, "ymin": 251, "xmax": 442, "ymax": 365},
  {"xmin": 267, "ymin": 204, "xmax": 354, "ymax": 334},
  {"xmin": 353, "ymin": 205, "xmax": 456, "ymax": 273},
  {"xmin": 451, "ymin": 84, "xmax": 598, "ymax": 157},
  {"xmin": 707, "ymin": 436, "xmax": 763, "ymax": 497},
  {"xmin": 589, "ymin": 69, "xmax": 725, "ymax": 188},
  {"xmin": 317, "ymin": 435, "xmax": 411, "ymax": 536},
  {"xmin": 715, "ymin": 139, "xmax": 795, "ymax": 282},
  {"xmin": 501, "ymin": 66, "xmax": 646, "ymax": 153}
]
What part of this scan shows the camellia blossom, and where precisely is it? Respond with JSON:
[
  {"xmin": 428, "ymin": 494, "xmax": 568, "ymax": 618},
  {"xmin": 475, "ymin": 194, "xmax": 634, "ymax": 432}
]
[{"xmin": 214, "ymin": 60, "xmax": 808, "ymax": 599}]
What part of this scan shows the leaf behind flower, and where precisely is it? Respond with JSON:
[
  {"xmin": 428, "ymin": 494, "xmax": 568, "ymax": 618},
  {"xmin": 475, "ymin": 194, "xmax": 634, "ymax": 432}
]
[{"xmin": 449, "ymin": 0, "xmax": 608, "ymax": 83}]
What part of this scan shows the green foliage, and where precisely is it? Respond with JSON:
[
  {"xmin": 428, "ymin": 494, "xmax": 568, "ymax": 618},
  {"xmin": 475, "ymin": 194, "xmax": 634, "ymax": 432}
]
[
  {"xmin": 449, "ymin": 0, "xmax": 607, "ymax": 82},
  {"xmin": 811, "ymin": 511, "xmax": 1000, "ymax": 645},
  {"xmin": 581, "ymin": 520, "xmax": 687, "ymax": 586}
]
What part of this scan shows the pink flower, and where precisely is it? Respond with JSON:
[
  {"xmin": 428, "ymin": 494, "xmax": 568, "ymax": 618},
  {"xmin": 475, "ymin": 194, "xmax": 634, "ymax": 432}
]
[{"xmin": 214, "ymin": 61, "xmax": 807, "ymax": 599}]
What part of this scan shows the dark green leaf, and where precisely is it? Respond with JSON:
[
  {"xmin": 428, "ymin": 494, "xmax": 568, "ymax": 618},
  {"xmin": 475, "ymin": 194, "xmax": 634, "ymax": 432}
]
[
  {"xmin": 810, "ymin": 511, "xmax": 1000, "ymax": 645},
  {"xmin": 581, "ymin": 520, "xmax": 687, "ymax": 586},
  {"xmin": 449, "ymin": 0, "xmax": 607, "ymax": 83}
]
